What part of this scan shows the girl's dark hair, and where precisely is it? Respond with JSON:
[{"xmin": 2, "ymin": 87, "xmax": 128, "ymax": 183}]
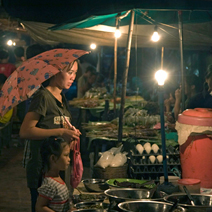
[{"xmin": 40, "ymin": 136, "xmax": 69, "ymax": 173}]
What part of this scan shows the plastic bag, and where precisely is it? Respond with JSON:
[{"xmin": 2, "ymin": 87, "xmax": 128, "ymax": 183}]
[
  {"xmin": 70, "ymin": 139, "xmax": 83, "ymax": 188},
  {"xmin": 110, "ymin": 152, "xmax": 127, "ymax": 167},
  {"xmin": 108, "ymin": 144, "xmax": 123, "ymax": 155},
  {"xmin": 95, "ymin": 151, "xmax": 114, "ymax": 169}
]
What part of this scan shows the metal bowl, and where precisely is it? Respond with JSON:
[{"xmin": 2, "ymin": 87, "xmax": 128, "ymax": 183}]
[
  {"xmin": 82, "ymin": 179, "xmax": 109, "ymax": 192},
  {"xmin": 104, "ymin": 188, "xmax": 165, "ymax": 202},
  {"xmin": 164, "ymin": 193, "xmax": 212, "ymax": 212},
  {"xmin": 72, "ymin": 209, "xmax": 106, "ymax": 212},
  {"xmin": 104, "ymin": 188, "xmax": 151, "ymax": 202},
  {"xmin": 118, "ymin": 200, "xmax": 186, "ymax": 212},
  {"xmin": 72, "ymin": 194, "xmax": 106, "ymax": 204},
  {"xmin": 74, "ymin": 202, "xmax": 109, "ymax": 210}
]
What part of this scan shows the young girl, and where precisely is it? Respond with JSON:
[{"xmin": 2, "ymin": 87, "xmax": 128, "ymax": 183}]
[{"xmin": 36, "ymin": 137, "xmax": 71, "ymax": 212}]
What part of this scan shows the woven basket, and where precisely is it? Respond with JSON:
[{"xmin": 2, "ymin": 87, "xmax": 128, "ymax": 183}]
[{"xmin": 93, "ymin": 163, "xmax": 128, "ymax": 179}]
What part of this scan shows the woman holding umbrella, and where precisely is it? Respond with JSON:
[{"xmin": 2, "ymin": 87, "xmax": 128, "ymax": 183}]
[{"xmin": 19, "ymin": 59, "xmax": 81, "ymax": 212}]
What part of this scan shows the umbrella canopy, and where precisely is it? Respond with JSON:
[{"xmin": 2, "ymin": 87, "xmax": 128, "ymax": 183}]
[{"xmin": 0, "ymin": 48, "xmax": 89, "ymax": 117}]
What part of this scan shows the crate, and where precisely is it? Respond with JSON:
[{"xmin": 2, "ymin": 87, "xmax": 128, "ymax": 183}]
[{"xmin": 93, "ymin": 163, "xmax": 128, "ymax": 179}]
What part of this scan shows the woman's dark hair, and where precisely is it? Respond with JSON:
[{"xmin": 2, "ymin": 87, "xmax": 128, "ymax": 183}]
[
  {"xmin": 40, "ymin": 137, "xmax": 69, "ymax": 172},
  {"xmin": 14, "ymin": 47, "xmax": 24, "ymax": 58},
  {"xmin": 26, "ymin": 44, "xmax": 45, "ymax": 59},
  {"xmin": 42, "ymin": 59, "xmax": 78, "ymax": 87}
]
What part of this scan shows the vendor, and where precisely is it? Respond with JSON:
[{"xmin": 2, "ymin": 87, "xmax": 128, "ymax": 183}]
[
  {"xmin": 186, "ymin": 65, "xmax": 212, "ymax": 109},
  {"xmin": 77, "ymin": 66, "xmax": 97, "ymax": 98}
]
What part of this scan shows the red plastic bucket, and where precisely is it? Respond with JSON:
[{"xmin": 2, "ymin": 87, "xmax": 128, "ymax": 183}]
[{"xmin": 178, "ymin": 108, "xmax": 212, "ymax": 188}]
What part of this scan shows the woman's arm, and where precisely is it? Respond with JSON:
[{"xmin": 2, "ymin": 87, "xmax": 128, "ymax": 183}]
[
  {"xmin": 19, "ymin": 112, "xmax": 80, "ymax": 142},
  {"xmin": 174, "ymin": 88, "xmax": 182, "ymax": 120},
  {"xmin": 36, "ymin": 196, "xmax": 54, "ymax": 212}
]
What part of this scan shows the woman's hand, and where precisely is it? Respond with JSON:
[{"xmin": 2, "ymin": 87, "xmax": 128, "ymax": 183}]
[
  {"xmin": 61, "ymin": 128, "xmax": 80, "ymax": 143},
  {"xmin": 175, "ymin": 88, "xmax": 182, "ymax": 101}
]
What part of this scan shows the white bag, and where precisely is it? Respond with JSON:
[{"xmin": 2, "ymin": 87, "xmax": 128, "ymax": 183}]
[
  {"xmin": 95, "ymin": 151, "xmax": 114, "ymax": 169},
  {"xmin": 110, "ymin": 152, "xmax": 127, "ymax": 167}
]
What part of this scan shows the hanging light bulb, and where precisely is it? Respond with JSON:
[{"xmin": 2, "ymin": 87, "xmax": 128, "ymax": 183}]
[
  {"xmin": 155, "ymin": 70, "xmax": 168, "ymax": 86},
  {"xmin": 7, "ymin": 40, "xmax": 13, "ymax": 46},
  {"xmin": 114, "ymin": 21, "xmax": 121, "ymax": 38},
  {"xmin": 151, "ymin": 26, "xmax": 160, "ymax": 42},
  {"xmin": 115, "ymin": 28, "xmax": 121, "ymax": 38},
  {"xmin": 90, "ymin": 43, "xmax": 96, "ymax": 50}
]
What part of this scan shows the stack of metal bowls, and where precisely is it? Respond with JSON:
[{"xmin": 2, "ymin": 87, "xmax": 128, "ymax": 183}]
[
  {"xmin": 104, "ymin": 188, "xmax": 165, "ymax": 210},
  {"xmin": 164, "ymin": 193, "xmax": 212, "ymax": 212},
  {"xmin": 118, "ymin": 200, "xmax": 186, "ymax": 212}
]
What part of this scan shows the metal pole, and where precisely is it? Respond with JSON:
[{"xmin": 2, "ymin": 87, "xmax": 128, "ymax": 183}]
[
  {"xmin": 113, "ymin": 18, "xmax": 118, "ymax": 114},
  {"xmin": 118, "ymin": 10, "xmax": 135, "ymax": 142},
  {"xmin": 158, "ymin": 86, "xmax": 168, "ymax": 184},
  {"xmin": 178, "ymin": 11, "xmax": 185, "ymax": 111},
  {"xmin": 161, "ymin": 46, "xmax": 164, "ymax": 69}
]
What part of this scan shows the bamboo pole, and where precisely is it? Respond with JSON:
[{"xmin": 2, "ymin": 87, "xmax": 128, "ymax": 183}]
[
  {"xmin": 178, "ymin": 11, "xmax": 185, "ymax": 111},
  {"xmin": 118, "ymin": 10, "xmax": 135, "ymax": 142}
]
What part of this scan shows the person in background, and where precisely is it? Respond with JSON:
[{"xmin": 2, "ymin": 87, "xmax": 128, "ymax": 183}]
[
  {"xmin": 164, "ymin": 88, "xmax": 176, "ymax": 114},
  {"xmin": 94, "ymin": 73, "xmax": 105, "ymax": 88},
  {"xmin": 0, "ymin": 49, "xmax": 16, "ymax": 78},
  {"xmin": 36, "ymin": 137, "xmax": 70, "ymax": 212},
  {"xmin": 0, "ymin": 74, "xmax": 13, "ymax": 127},
  {"xmin": 174, "ymin": 74, "xmax": 202, "ymax": 120},
  {"xmin": 14, "ymin": 46, "xmax": 25, "ymax": 68},
  {"xmin": 186, "ymin": 65, "xmax": 212, "ymax": 110},
  {"xmin": 77, "ymin": 65, "xmax": 97, "ymax": 98},
  {"xmin": 20, "ymin": 60, "xmax": 80, "ymax": 212}
]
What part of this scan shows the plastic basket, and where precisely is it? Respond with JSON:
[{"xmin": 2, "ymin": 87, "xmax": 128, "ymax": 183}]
[{"xmin": 93, "ymin": 163, "xmax": 128, "ymax": 179}]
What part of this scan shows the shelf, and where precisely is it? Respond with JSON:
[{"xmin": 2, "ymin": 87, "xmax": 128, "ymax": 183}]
[{"xmin": 130, "ymin": 162, "xmax": 181, "ymax": 166}]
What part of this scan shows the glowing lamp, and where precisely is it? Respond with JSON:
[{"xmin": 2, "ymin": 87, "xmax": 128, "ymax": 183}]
[
  {"xmin": 7, "ymin": 40, "xmax": 13, "ymax": 46},
  {"xmin": 155, "ymin": 70, "xmax": 168, "ymax": 86},
  {"xmin": 151, "ymin": 26, "xmax": 160, "ymax": 42},
  {"xmin": 90, "ymin": 43, "xmax": 96, "ymax": 50}
]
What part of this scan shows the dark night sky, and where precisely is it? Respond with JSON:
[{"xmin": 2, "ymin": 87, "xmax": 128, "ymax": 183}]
[{"xmin": 3, "ymin": 0, "xmax": 212, "ymax": 24}]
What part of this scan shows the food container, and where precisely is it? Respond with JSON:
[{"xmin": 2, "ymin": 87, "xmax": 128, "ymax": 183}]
[
  {"xmin": 160, "ymin": 176, "xmax": 180, "ymax": 185},
  {"xmin": 82, "ymin": 179, "xmax": 109, "ymax": 192},
  {"xmin": 178, "ymin": 179, "xmax": 201, "ymax": 193},
  {"xmin": 118, "ymin": 200, "xmax": 186, "ymax": 212},
  {"xmin": 164, "ymin": 193, "xmax": 212, "ymax": 212}
]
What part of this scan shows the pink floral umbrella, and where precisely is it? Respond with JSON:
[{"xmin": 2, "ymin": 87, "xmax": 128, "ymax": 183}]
[{"xmin": 0, "ymin": 48, "xmax": 89, "ymax": 117}]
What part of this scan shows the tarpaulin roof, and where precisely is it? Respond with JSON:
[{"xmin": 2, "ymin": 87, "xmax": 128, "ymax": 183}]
[
  {"xmin": 21, "ymin": 20, "xmax": 212, "ymax": 49},
  {"xmin": 49, "ymin": 9, "xmax": 212, "ymax": 31}
]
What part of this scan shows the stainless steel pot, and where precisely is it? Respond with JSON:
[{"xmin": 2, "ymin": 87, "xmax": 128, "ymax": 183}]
[
  {"xmin": 164, "ymin": 193, "xmax": 212, "ymax": 212},
  {"xmin": 118, "ymin": 200, "xmax": 186, "ymax": 212},
  {"xmin": 104, "ymin": 188, "xmax": 164, "ymax": 210}
]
